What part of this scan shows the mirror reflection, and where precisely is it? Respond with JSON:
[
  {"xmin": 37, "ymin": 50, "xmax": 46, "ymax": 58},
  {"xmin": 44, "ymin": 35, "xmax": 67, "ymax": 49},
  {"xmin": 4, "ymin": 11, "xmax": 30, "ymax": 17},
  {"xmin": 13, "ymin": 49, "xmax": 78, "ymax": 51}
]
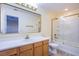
[{"xmin": 6, "ymin": 15, "xmax": 18, "ymax": 33}]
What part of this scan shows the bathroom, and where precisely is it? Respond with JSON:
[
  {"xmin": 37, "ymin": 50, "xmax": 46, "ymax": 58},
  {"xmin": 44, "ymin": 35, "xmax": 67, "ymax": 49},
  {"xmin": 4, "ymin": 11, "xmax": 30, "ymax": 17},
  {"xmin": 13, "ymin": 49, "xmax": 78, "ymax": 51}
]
[{"xmin": 0, "ymin": 3, "xmax": 79, "ymax": 56}]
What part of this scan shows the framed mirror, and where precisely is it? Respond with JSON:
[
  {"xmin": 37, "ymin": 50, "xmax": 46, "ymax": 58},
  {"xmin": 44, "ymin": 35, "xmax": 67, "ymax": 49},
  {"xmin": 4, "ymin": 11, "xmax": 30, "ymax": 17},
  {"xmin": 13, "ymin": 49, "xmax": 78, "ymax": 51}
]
[{"xmin": 1, "ymin": 4, "xmax": 41, "ymax": 34}]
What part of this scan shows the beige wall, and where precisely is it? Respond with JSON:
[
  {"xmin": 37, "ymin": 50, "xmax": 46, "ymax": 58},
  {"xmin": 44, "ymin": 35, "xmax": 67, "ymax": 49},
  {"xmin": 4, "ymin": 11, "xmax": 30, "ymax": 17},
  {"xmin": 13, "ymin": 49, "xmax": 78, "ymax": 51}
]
[
  {"xmin": 45, "ymin": 11, "xmax": 64, "ymax": 41},
  {"xmin": 37, "ymin": 8, "xmax": 51, "ymax": 37}
]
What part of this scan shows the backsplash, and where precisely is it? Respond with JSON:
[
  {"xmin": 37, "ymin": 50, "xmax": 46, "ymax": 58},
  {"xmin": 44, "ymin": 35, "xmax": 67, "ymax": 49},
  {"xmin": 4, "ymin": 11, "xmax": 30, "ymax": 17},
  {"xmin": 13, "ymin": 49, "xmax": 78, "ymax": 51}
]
[{"xmin": 0, "ymin": 33, "xmax": 41, "ymax": 40}]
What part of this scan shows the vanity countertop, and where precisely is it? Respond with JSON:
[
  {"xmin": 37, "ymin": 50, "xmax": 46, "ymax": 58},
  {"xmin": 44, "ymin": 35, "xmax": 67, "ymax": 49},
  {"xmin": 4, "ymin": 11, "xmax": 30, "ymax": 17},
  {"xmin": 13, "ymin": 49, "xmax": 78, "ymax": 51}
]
[{"xmin": 0, "ymin": 36, "xmax": 49, "ymax": 51}]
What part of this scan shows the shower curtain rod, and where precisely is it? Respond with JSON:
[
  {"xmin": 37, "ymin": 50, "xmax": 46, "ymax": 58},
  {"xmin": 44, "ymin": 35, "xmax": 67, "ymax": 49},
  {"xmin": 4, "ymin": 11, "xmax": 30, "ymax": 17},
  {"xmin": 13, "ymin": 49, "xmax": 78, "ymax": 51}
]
[
  {"xmin": 64, "ymin": 13, "xmax": 79, "ymax": 17},
  {"xmin": 52, "ymin": 18, "xmax": 58, "ymax": 20}
]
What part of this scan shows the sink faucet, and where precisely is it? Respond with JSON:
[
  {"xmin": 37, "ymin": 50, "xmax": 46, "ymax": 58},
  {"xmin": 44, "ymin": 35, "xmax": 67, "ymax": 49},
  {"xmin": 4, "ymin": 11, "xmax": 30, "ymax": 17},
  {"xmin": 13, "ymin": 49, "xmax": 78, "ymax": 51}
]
[{"xmin": 25, "ymin": 34, "xmax": 29, "ymax": 39}]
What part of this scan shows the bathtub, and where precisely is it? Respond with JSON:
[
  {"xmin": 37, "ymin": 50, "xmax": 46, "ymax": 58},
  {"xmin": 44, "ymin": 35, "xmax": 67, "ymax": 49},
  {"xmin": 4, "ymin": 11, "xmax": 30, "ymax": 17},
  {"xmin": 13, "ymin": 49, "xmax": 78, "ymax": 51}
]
[{"xmin": 49, "ymin": 42, "xmax": 79, "ymax": 56}]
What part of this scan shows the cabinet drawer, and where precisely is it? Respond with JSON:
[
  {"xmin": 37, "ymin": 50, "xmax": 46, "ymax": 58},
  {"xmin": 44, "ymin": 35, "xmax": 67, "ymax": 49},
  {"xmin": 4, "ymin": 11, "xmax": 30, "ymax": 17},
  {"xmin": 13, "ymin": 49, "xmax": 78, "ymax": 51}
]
[
  {"xmin": 0, "ymin": 48, "xmax": 18, "ymax": 56},
  {"xmin": 43, "ymin": 40, "xmax": 49, "ymax": 44},
  {"xmin": 34, "ymin": 41, "xmax": 42, "ymax": 47},
  {"xmin": 20, "ymin": 44, "xmax": 33, "ymax": 52},
  {"xmin": 20, "ymin": 49, "xmax": 33, "ymax": 56}
]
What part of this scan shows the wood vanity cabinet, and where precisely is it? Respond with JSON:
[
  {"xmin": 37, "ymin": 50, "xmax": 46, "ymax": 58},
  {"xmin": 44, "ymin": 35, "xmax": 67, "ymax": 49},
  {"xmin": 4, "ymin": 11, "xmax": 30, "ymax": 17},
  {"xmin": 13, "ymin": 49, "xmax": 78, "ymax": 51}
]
[
  {"xmin": 43, "ymin": 40, "xmax": 49, "ymax": 56},
  {"xmin": 19, "ymin": 44, "xmax": 33, "ymax": 56},
  {"xmin": 0, "ymin": 40, "xmax": 49, "ymax": 56},
  {"xmin": 34, "ymin": 41, "xmax": 43, "ymax": 56},
  {"xmin": 0, "ymin": 48, "xmax": 18, "ymax": 56}
]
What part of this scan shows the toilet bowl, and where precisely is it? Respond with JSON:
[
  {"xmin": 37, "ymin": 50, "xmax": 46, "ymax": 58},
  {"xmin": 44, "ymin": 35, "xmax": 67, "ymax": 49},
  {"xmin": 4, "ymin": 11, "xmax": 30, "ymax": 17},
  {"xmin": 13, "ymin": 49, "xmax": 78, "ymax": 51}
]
[{"xmin": 49, "ymin": 43, "xmax": 59, "ymax": 56}]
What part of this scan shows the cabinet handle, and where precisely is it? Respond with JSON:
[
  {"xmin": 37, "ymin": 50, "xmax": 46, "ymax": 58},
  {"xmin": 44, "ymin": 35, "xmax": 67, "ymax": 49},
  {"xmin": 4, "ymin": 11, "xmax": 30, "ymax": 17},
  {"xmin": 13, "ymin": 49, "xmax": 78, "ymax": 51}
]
[{"xmin": 35, "ymin": 45, "xmax": 42, "ymax": 48}]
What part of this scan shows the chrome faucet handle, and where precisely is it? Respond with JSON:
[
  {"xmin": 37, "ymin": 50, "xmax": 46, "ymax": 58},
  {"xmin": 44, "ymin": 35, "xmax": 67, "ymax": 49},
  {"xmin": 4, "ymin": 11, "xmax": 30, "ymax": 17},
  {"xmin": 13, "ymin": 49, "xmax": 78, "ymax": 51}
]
[{"xmin": 25, "ymin": 35, "xmax": 29, "ymax": 39}]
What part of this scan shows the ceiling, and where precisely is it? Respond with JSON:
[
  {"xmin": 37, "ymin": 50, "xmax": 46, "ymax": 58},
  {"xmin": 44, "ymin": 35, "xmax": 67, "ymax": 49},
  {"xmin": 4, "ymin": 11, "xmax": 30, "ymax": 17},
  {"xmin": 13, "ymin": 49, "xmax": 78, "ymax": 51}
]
[{"xmin": 38, "ymin": 3, "xmax": 79, "ymax": 17}]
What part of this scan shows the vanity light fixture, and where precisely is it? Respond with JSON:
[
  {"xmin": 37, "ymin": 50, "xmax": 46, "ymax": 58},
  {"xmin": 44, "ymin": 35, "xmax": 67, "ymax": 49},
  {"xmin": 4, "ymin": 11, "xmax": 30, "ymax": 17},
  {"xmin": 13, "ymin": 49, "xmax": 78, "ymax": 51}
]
[{"xmin": 16, "ymin": 3, "xmax": 37, "ymax": 11}]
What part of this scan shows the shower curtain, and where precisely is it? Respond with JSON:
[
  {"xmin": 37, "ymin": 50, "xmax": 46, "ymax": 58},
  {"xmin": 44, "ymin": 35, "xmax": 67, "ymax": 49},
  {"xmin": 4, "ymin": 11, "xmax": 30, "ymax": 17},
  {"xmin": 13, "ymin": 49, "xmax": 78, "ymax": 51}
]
[{"xmin": 59, "ymin": 15, "xmax": 79, "ymax": 47}]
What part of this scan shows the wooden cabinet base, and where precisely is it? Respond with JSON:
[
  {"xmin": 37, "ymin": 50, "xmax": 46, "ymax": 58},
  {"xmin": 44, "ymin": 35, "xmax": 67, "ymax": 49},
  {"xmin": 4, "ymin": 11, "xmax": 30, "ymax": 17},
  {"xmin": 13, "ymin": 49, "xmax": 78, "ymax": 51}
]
[{"xmin": 0, "ymin": 40, "xmax": 49, "ymax": 56}]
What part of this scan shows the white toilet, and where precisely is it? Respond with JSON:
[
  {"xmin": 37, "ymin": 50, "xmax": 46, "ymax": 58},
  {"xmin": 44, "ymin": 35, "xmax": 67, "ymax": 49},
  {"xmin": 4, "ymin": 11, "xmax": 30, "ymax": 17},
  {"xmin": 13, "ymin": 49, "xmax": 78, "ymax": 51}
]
[{"xmin": 49, "ymin": 43, "xmax": 59, "ymax": 56}]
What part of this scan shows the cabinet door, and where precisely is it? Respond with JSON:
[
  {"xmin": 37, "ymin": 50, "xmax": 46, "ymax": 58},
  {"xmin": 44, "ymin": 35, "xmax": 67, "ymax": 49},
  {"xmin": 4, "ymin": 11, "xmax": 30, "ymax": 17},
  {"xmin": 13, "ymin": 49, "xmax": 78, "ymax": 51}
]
[
  {"xmin": 34, "ymin": 41, "xmax": 43, "ymax": 56},
  {"xmin": 43, "ymin": 44, "xmax": 48, "ymax": 56},
  {"xmin": 34, "ymin": 46, "xmax": 43, "ymax": 56},
  {"xmin": 43, "ymin": 40, "xmax": 49, "ymax": 56}
]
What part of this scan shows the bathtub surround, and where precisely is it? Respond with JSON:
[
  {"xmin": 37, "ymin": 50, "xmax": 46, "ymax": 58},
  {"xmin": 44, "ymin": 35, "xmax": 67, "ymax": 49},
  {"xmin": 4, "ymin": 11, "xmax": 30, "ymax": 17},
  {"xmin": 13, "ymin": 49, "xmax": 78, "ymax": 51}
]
[{"xmin": 50, "ymin": 9, "xmax": 79, "ymax": 56}]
